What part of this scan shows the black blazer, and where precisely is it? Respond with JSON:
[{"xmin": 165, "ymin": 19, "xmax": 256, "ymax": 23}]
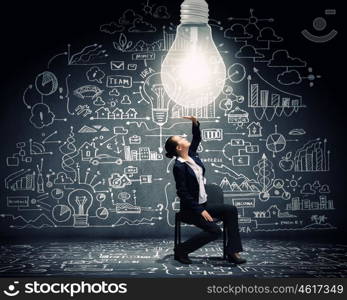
[{"xmin": 172, "ymin": 120, "xmax": 206, "ymax": 215}]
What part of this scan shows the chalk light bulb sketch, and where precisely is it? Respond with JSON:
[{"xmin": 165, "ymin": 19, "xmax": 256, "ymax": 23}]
[
  {"xmin": 142, "ymin": 72, "xmax": 173, "ymax": 126},
  {"xmin": 67, "ymin": 189, "xmax": 93, "ymax": 227},
  {"xmin": 142, "ymin": 72, "xmax": 175, "ymax": 152},
  {"xmin": 161, "ymin": 0, "xmax": 226, "ymax": 108}
]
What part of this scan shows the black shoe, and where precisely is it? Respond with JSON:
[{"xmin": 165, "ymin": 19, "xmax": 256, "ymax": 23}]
[
  {"xmin": 226, "ymin": 253, "xmax": 247, "ymax": 264},
  {"xmin": 174, "ymin": 250, "xmax": 192, "ymax": 264}
]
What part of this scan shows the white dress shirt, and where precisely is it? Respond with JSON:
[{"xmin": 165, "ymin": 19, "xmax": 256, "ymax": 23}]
[{"xmin": 177, "ymin": 156, "xmax": 207, "ymax": 204}]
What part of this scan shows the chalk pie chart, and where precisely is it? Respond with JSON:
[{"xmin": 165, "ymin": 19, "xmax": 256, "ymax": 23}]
[
  {"xmin": 35, "ymin": 71, "xmax": 58, "ymax": 96},
  {"xmin": 51, "ymin": 188, "xmax": 64, "ymax": 200},
  {"xmin": 96, "ymin": 207, "xmax": 109, "ymax": 220},
  {"xmin": 266, "ymin": 133, "xmax": 286, "ymax": 154},
  {"xmin": 52, "ymin": 204, "xmax": 72, "ymax": 222}
]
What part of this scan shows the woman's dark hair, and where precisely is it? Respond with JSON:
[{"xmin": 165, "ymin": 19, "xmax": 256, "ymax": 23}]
[{"xmin": 165, "ymin": 136, "xmax": 178, "ymax": 158}]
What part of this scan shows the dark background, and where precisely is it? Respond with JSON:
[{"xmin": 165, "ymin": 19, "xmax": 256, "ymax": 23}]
[{"xmin": 0, "ymin": 0, "xmax": 345, "ymax": 242}]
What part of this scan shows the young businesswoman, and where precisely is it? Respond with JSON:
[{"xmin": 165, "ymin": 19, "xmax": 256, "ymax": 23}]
[{"xmin": 165, "ymin": 116, "xmax": 246, "ymax": 265}]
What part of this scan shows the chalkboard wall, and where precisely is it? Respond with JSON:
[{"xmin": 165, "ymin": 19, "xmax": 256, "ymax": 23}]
[{"xmin": 0, "ymin": 0, "xmax": 344, "ymax": 240}]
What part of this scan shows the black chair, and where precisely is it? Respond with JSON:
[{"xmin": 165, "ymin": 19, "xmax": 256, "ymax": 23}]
[{"xmin": 174, "ymin": 183, "xmax": 227, "ymax": 259}]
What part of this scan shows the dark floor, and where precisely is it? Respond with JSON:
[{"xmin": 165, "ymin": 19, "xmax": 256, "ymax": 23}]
[{"xmin": 0, "ymin": 238, "xmax": 346, "ymax": 277}]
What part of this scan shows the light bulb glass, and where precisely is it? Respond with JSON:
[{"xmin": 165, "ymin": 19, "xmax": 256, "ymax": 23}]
[{"xmin": 161, "ymin": 23, "xmax": 226, "ymax": 108}]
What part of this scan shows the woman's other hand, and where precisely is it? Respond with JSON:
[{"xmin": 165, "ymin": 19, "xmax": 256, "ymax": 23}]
[
  {"xmin": 201, "ymin": 210, "xmax": 213, "ymax": 222},
  {"xmin": 182, "ymin": 116, "xmax": 198, "ymax": 125}
]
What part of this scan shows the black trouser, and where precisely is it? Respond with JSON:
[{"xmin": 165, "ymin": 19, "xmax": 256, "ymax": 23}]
[{"xmin": 176, "ymin": 202, "xmax": 243, "ymax": 255}]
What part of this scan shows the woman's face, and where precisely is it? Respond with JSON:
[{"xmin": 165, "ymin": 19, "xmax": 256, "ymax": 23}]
[{"xmin": 173, "ymin": 136, "xmax": 191, "ymax": 152}]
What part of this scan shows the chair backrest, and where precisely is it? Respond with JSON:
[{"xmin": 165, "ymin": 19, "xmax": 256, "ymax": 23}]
[{"xmin": 205, "ymin": 183, "xmax": 224, "ymax": 205}]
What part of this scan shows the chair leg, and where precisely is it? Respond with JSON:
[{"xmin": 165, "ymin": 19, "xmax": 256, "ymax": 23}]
[
  {"xmin": 223, "ymin": 221, "xmax": 227, "ymax": 259},
  {"xmin": 174, "ymin": 216, "xmax": 178, "ymax": 248},
  {"xmin": 178, "ymin": 220, "xmax": 181, "ymax": 244}
]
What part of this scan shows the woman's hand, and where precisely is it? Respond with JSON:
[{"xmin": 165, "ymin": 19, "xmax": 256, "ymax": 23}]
[
  {"xmin": 201, "ymin": 210, "xmax": 213, "ymax": 222},
  {"xmin": 182, "ymin": 116, "xmax": 198, "ymax": 125}
]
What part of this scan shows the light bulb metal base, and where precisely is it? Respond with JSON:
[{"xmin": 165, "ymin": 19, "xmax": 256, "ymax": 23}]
[{"xmin": 180, "ymin": 0, "xmax": 209, "ymax": 24}]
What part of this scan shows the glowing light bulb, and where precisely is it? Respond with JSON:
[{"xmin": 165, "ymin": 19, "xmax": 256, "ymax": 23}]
[{"xmin": 161, "ymin": 0, "xmax": 226, "ymax": 108}]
